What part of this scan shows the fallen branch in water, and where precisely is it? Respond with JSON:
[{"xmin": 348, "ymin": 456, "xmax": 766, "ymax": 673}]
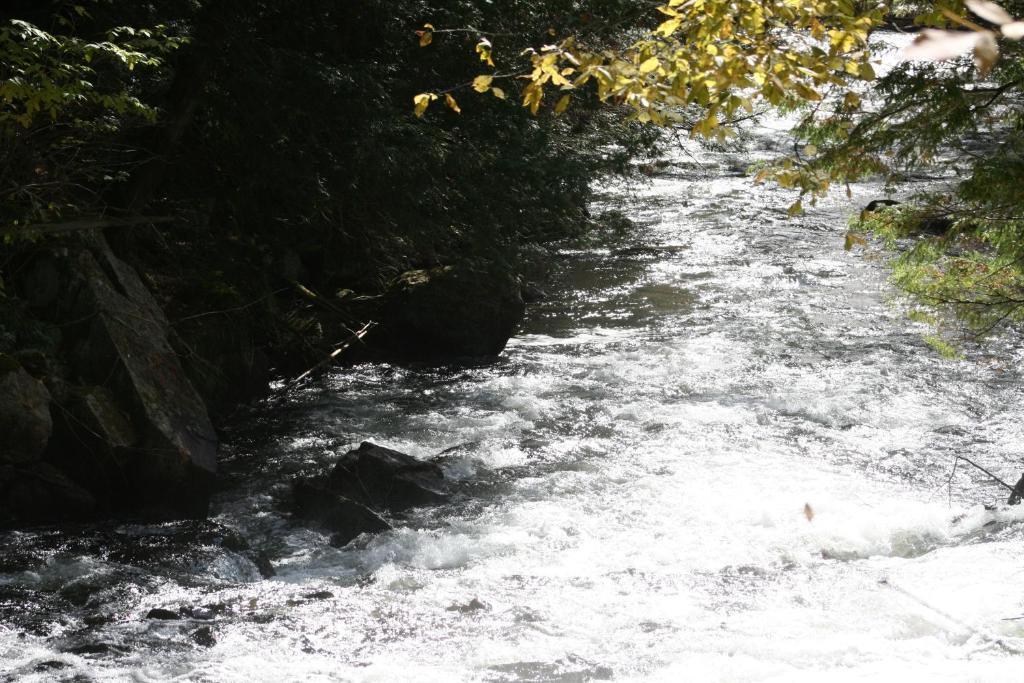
[
  {"xmin": 286, "ymin": 321, "xmax": 376, "ymax": 388},
  {"xmin": 946, "ymin": 454, "xmax": 1024, "ymax": 505}
]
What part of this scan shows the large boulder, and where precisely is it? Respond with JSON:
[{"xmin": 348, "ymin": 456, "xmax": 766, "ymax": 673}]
[
  {"xmin": 292, "ymin": 480, "xmax": 392, "ymax": 547},
  {"xmin": 291, "ymin": 442, "xmax": 448, "ymax": 545},
  {"xmin": 379, "ymin": 264, "xmax": 525, "ymax": 358},
  {"xmin": 328, "ymin": 442, "xmax": 448, "ymax": 512},
  {"xmin": 67, "ymin": 239, "xmax": 217, "ymax": 517},
  {"xmin": 0, "ymin": 358, "xmax": 53, "ymax": 465}
]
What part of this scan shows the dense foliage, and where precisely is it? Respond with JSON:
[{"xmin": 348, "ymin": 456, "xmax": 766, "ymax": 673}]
[
  {"xmin": 0, "ymin": 0, "xmax": 675, "ymax": 391},
  {"xmin": 834, "ymin": 1, "xmax": 1024, "ymax": 344},
  {"xmin": 0, "ymin": 0, "xmax": 663, "ymax": 293}
]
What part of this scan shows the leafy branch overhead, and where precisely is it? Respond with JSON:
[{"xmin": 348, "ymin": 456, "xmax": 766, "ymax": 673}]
[
  {"xmin": 414, "ymin": 0, "xmax": 888, "ymax": 133},
  {"xmin": 0, "ymin": 17, "xmax": 185, "ymax": 128}
]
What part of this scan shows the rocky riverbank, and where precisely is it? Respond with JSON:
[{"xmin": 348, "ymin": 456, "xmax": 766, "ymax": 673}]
[{"xmin": 0, "ymin": 226, "xmax": 538, "ymax": 527}]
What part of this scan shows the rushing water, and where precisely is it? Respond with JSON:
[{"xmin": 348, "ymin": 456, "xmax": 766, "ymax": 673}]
[{"xmin": 4, "ymin": 107, "xmax": 1024, "ymax": 683}]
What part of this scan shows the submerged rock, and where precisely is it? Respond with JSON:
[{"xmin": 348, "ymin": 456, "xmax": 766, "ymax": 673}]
[
  {"xmin": 379, "ymin": 264, "xmax": 525, "ymax": 358},
  {"xmin": 328, "ymin": 442, "xmax": 448, "ymax": 512},
  {"xmin": 145, "ymin": 607, "xmax": 180, "ymax": 620},
  {"xmin": 191, "ymin": 625, "xmax": 217, "ymax": 647},
  {"xmin": 292, "ymin": 479, "xmax": 392, "ymax": 547}
]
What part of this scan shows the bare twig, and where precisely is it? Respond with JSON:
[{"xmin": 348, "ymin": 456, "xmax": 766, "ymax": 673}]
[
  {"xmin": 950, "ymin": 454, "xmax": 1015, "ymax": 492},
  {"xmin": 172, "ymin": 287, "xmax": 290, "ymax": 325},
  {"xmin": 1, "ymin": 215, "xmax": 175, "ymax": 237},
  {"xmin": 286, "ymin": 321, "xmax": 376, "ymax": 388}
]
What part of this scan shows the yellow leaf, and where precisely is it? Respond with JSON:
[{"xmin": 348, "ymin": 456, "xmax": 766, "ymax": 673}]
[
  {"xmin": 522, "ymin": 82, "xmax": 543, "ymax": 115},
  {"xmin": 476, "ymin": 39, "xmax": 495, "ymax": 67},
  {"xmin": 418, "ymin": 30, "xmax": 433, "ymax": 47},
  {"xmin": 844, "ymin": 232, "xmax": 867, "ymax": 250},
  {"xmin": 445, "ymin": 93, "xmax": 461, "ymax": 113},
  {"xmin": 554, "ymin": 94, "xmax": 571, "ymax": 114},
  {"xmin": 413, "ymin": 92, "xmax": 437, "ymax": 118},
  {"xmin": 656, "ymin": 17, "xmax": 682, "ymax": 37},
  {"xmin": 473, "ymin": 75, "xmax": 494, "ymax": 93},
  {"xmin": 803, "ymin": 144, "xmax": 818, "ymax": 156},
  {"xmin": 491, "ymin": 87, "xmax": 506, "ymax": 99},
  {"xmin": 787, "ymin": 199, "xmax": 804, "ymax": 217},
  {"xmin": 639, "ymin": 57, "xmax": 660, "ymax": 74}
]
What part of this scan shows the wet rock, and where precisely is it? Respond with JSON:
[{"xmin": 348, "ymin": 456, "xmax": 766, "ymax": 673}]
[
  {"xmin": 0, "ymin": 360, "xmax": 53, "ymax": 464},
  {"xmin": 379, "ymin": 264, "xmax": 525, "ymax": 358},
  {"xmin": 34, "ymin": 659, "xmax": 72, "ymax": 673},
  {"xmin": 253, "ymin": 551, "xmax": 276, "ymax": 579},
  {"xmin": 145, "ymin": 607, "xmax": 180, "ymax": 620},
  {"xmin": 862, "ymin": 199, "xmax": 900, "ymax": 214},
  {"xmin": 181, "ymin": 605, "xmax": 217, "ymax": 620},
  {"xmin": 68, "ymin": 239, "xmax": 217, "ymax": 517},
  {"xmin": 859, "ymin": 199, "xmax": 952, "ymax": 236},
  {"xmin": 918, "ymin": 215, "xmax": 954, "ymax": 236},
  {"xmin": 105, "ymin": 520, "xmax": 248, "ymax": 570},
  {"xmin": 292, "ymin": 479, "xmax": 391, "ymax": 546},
  {"xmin": 328, "ymin": 442, "xmax": 448, "ymax": 512},
  {"xmin": 446, "ymin": 597, "xmax": 489, "ymax": 613},
  {"xmin": 0, "ymin": 463, "xmax": 96, "ymax": 524},
  {"xmin": 66, "ymin": 642, "xmax": 120, "ymax": 655},
  {"xmin": 303, "ymin": 590, "xmax": 335, "ymax": 601},
  {"xmin": 191, "ymin": 625, "xmax": 217, "ymax": 647}
]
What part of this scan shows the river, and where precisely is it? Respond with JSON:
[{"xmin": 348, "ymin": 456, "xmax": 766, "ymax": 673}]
[{"xmin": 4, "ymin": 83, "xmax": 1024, "ymax": 683}]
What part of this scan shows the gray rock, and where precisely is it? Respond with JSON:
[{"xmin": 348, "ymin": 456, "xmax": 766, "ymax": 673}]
[
  {"xmin": 0, "ymin": 360, "xmax": 53, "ymax": 464},
  {"xmin": 68, "ymin": 385, "xmax": 137, "ymax": 460},
  {"xmin": 328, "ymin": 442, "xmax": 447, "ymax": 512},
  {"xmin": 68, "ymin": 238, "xmax": 216, "ymax": 515},
  {"xmin": 292, "ymin": 479, "xmax": 392, "ymax": 547},
  {"xmin": 145, "ymin": 608, "xmax": 180, "ymax": 620},
  {"xmin": 379, "ymin": 264, "xmax": 525, "ymax": 358},
  {"xmin": 0, "ymin": 463, "xmax": 96, "ymax": 523}
]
